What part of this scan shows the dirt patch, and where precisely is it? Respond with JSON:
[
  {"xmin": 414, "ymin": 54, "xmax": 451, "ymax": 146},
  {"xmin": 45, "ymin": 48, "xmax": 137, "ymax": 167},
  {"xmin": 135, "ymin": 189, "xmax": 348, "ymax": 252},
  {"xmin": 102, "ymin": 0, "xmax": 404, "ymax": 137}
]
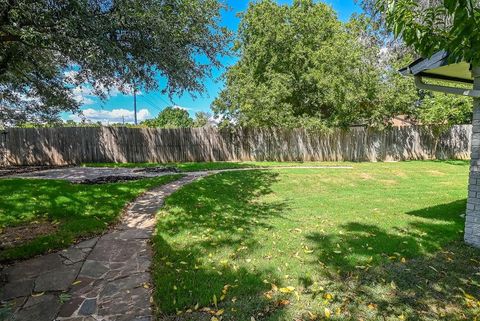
[
  {"xmin": 427, "ymin": 170, "xmax": 445, "ymax": 176},
  {"xmin": 0, "ymin": 221, "xmax": 59, "ymax": 249},
  {"xmin": 76, "ymin": 166, "xmax": 180, "ymax": 184},
  {"xmin": 360, "ymin": 173, "xmax": 374, "ymax": 180},
  {"xmin": 393, "ymin": 170, "xmax": 408, "ymax": 178},
  {"xmin": 0, "ymin": 166, "xmax": 64, "ymax": 177},
  {"xmin": 76, "ymin": 175, "xmax": 152, "ymax": 184},
  {"xmin": 133, "ymin": 166, "xmax": 180, "ymax": 174},
  {"xmin": 379, "ymin": 179, "xmax": 398, "ymax": 186}
]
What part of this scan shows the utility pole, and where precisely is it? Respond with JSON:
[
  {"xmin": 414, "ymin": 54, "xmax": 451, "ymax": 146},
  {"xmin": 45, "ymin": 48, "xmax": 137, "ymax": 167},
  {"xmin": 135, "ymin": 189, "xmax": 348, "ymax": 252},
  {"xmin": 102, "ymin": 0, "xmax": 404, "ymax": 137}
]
[{"xmin": 133, "ymin": 86, "xmax": 138, "ymax": 125}]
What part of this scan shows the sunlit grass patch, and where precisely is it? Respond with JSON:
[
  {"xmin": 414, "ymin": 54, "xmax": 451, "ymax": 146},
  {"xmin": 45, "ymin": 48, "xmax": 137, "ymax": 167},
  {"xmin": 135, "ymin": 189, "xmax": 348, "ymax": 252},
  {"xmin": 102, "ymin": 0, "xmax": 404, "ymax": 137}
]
[{"xmin": 152, "ymin": 161, "xmax": 478, "ymax": 321}]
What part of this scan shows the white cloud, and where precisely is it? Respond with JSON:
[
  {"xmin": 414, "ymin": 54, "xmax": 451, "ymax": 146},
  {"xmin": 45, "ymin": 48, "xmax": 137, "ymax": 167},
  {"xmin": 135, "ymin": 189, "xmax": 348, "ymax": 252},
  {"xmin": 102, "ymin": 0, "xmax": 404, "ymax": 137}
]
[
  {"xmin": 69, "ymin": 82, "xmax": 142, "ymax": 107},
  {"xmin": 70, "ymin": 108, "xmax": 150, "ymax": 124},
  {"xmin": 72, "ymin": 85, "xmax": 95, "ymax": 105},
  {"xmin": 172, "ymin": 105, "xmax": 191, "ymax": 111}
]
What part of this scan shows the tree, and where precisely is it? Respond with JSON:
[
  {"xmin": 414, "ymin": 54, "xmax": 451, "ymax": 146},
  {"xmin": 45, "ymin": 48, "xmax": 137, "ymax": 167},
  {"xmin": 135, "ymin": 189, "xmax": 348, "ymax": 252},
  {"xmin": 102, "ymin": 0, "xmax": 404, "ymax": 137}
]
[
  {"xmin": 212, "ymin": 0, "xmax": 409, "ymax": 129},
  {"xmin": 417, "ymin": 92, "xmax": 472, "ymax": 126},
  {"xmin": 193, "ymin": 111, "xmax": 212, "ymax": 128},
  {"xmin": 141, "ymin": 107, "xmax": 193, "ymax": 128},
  {"xmin": 377, "ymin": 0, "xmax": 480, "ymax": 64},
  {"xmin": 0, "ymin": 0, "xmax": 229, "ymax": 124}
]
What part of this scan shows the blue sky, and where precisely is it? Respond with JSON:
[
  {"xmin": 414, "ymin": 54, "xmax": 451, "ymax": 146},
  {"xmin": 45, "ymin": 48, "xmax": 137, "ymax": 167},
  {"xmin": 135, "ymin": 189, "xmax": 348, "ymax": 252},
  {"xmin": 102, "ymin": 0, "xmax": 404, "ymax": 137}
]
[{"xmin": 66, "ymin": 0, "xmax": 361, "ymax": 124}]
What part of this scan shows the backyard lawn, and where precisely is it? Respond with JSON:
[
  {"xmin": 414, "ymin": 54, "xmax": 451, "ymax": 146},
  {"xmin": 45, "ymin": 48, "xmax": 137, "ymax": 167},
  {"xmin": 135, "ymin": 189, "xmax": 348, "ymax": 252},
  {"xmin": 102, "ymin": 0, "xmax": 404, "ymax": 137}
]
[
  {"xmin": 0, "ymin": 174, "xmax": 181, "ymax": 261},
  {"xmin": 152, "ymin": 161, "xmax": 480, "ymax": 321}
]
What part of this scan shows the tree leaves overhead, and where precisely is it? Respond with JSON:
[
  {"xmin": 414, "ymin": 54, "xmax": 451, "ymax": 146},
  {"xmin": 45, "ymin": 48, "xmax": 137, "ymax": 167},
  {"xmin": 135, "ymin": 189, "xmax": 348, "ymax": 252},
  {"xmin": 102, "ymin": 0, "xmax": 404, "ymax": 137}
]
[
  {"xmin": 377, "ymin": 0, "xmax": 480, "ymax": 65},
  {"xmin": 0, "ymin": 0, "xmax": 230, "ymax": 124}
]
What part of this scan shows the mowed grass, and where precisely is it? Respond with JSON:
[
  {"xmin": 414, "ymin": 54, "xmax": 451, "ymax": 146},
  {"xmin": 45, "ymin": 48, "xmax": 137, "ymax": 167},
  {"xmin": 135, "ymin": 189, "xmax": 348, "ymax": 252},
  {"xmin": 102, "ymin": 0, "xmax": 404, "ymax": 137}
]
[
  {"xmin": 82, "ymin": 161, "xmax": 350, "ymax": 172},
  {"xmin": 0, "ymin": 175, "xmax": 181, "ymax": 261},
  {"xmin": 152, "ymin": 161, "xmax": 480, "ymax": 321}
]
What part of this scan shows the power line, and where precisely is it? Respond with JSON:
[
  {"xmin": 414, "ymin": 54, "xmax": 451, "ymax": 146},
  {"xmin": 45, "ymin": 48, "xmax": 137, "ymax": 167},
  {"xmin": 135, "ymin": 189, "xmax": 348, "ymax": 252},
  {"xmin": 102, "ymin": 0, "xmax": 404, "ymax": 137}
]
[
  {"xmin": 146, "ymin": 91, "xmax": 172, "ymax": 106},
  {"xmin": 140, "ymin": 96, "xmax": 162, "ymax": 112},
  {"xmin": 138, "ymin": 96, "xmax": 163, "ymax": 115}
]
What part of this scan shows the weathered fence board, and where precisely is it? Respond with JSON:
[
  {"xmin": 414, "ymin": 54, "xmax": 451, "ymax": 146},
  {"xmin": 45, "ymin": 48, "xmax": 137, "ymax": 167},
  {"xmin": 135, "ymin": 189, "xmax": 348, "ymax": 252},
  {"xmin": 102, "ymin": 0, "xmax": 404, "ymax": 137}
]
[{"xmin": 0, "ymin": 125, "xmax": 472, "ymax": 166}]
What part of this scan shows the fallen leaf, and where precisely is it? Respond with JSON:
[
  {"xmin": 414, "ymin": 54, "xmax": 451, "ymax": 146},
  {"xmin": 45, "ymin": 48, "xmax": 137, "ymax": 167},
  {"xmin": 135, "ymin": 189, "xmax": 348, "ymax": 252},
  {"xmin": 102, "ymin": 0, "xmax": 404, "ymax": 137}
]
[
  {"xmin": 279, "ymin": 286, "xmax": 295, "ymax": 293},
  {"xmin": 324, "ymin": 307, "xmax": 331, "ymax": 318}
]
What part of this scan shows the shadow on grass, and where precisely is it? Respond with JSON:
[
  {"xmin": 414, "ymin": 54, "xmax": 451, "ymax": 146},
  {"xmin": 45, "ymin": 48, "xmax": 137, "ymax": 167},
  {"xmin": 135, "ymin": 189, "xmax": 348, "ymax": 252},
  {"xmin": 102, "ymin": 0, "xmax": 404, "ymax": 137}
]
[
  {"xmin": 305, "ymin": 199, "xmax": 466, "ymax": 272},
  {"xmin": 153, "ymin": 170, "xmax": 290, "ymax": 321},
  {"xmin": 319, "ymin": 241, "xmax": 480, "ymax": 320},
  {"xmin": 302, "ymin": 199, "xmax": 475, "ymax": 320}
]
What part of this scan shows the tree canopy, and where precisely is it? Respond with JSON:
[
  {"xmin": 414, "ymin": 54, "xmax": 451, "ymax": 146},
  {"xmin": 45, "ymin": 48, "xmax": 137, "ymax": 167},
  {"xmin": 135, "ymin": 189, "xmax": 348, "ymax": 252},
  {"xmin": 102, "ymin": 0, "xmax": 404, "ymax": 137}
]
[
  {"xmin": 212, "ymin": 0, "xmax": 419, "ymax": 129},
  {"xmin": 0, "ymin": 0, "xmax": 229, "ymax": 124},
  {"xmin": 141, "ymin": 107, "xmax": 193, "ymax": 128}
]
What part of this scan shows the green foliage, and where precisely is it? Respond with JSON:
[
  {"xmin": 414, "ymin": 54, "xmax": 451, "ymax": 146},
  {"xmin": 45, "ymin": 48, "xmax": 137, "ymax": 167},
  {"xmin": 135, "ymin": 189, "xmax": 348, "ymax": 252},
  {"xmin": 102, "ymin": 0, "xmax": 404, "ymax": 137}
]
[
  {"xmin": 378, "ymin": 0, "xmax": 480, "ymax": 64},
  {"xmin": 193, "ymin": 111, "xmax": 212, "ymax": 128},
  {"xmin": 212, "ymin": 0, "xmax": 418, "ymax": 129},
  {"xmin": 0, "ymin": 175, "xmax": 181, "ymax": 261},
  {"xmin": 418, "ymin": 92, "xmax": 472, "ymax": 126},
  {"xmin": 141, "ymin": 107, "xmax": 193, "ymax": 128},
  {"xmin": 0, "ymin": 0, "xmax": 229, "ymax": 124}
]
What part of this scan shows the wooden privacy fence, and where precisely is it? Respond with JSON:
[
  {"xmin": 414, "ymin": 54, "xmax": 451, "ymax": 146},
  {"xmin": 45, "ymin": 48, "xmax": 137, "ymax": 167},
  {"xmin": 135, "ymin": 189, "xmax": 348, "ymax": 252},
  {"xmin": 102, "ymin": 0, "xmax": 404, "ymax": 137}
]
[{"xmin": 0, "ymin": 125, "xmax": 473, "ymax": 166}]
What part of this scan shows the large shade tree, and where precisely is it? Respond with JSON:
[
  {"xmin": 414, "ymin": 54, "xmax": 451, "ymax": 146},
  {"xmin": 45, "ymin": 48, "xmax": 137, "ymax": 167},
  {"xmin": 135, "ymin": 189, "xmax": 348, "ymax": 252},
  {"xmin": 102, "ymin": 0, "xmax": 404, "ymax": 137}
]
[
  {"xmin": 0, "ymin": 0, "xmax": 229, "ymax": 124},
  {"xmin": 212, "ymin": 0, "xmax": 422, "ymax": 129},
  {"xmin": 212, "ymin": 0, "xmax": 390, "ymax": 129}
]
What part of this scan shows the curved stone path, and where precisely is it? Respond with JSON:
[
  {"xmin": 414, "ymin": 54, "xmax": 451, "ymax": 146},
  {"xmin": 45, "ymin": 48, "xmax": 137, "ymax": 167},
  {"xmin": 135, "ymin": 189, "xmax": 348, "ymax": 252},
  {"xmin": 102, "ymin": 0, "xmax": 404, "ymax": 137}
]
[
  {"xmin": 0, "ymin": 173, "xmax": 208, "ymax": 321},
  {"xmin": 0, "ymin": 166, "xmax": 351, "ymax": 321}
]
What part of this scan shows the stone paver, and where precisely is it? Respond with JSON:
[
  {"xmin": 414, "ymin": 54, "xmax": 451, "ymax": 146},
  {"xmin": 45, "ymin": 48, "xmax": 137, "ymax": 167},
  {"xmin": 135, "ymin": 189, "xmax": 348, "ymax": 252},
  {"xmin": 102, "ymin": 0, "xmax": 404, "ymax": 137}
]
[{"xmin": 0, "ymin": 173, "xmax": 206, "ymax": 321}]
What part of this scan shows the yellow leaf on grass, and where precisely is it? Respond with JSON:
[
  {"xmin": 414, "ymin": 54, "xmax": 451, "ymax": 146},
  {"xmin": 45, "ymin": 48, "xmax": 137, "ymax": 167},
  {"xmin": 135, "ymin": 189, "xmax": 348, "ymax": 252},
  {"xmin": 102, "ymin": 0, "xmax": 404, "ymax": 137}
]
[
  {"xmin": 279, "ymin": 286, "xmax": 295, "ymax": 293},
  {"xmin": 390, "ymin": 281, "xmax": 397, "ymax": 290},
  {"xmin": 211, "ymin": 317, "xmax": 219, "ymax": 321},
  {"xmin": 213, "ymin": 294, "xmax": 218, "ymax": 308},
  {"xmin": 324, "ymin": 293, "xmax": 333, "ymax": 300},
  {"xmin": 465, "ymin": 293, "xmax": 476, "ymax": 300},
  {"xmin": 324, "ymin": 308, "xmax": 331, "ymax": 318},
  {"xmin": 271, "ymin": 283, "xmax": 278, "ymax": 292}
]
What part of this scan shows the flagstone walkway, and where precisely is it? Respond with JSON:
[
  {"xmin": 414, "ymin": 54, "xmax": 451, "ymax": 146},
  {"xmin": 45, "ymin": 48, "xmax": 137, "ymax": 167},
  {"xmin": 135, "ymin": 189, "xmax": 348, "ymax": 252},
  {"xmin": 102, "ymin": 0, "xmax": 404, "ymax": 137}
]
[{"xmin": 0, "ymin": 173, "xmax": 207, "ymax": 321}]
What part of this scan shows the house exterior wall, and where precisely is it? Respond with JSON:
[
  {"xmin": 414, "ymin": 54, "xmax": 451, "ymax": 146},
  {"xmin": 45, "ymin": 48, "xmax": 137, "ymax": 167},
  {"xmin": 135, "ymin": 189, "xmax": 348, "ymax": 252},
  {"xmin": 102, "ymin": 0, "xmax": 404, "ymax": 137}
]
[{"xmin": 465, "ymin": 66, "xmax": 480, "ymax": 247}]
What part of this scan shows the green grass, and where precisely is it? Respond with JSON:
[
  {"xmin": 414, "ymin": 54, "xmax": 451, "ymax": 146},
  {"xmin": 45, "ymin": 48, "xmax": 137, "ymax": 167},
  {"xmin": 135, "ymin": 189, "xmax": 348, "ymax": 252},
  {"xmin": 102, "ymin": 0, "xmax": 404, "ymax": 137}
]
[
  {"xmin": 82, "ymin": 161, "xmax": 351, "ymax": 172},
  {"xmin": 0, "ymin": 175, "xmax": 181, "ymax": 261},
  {"xmin": 152, "ymin": 161, "xmax": 480, "ymax": 321}
]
